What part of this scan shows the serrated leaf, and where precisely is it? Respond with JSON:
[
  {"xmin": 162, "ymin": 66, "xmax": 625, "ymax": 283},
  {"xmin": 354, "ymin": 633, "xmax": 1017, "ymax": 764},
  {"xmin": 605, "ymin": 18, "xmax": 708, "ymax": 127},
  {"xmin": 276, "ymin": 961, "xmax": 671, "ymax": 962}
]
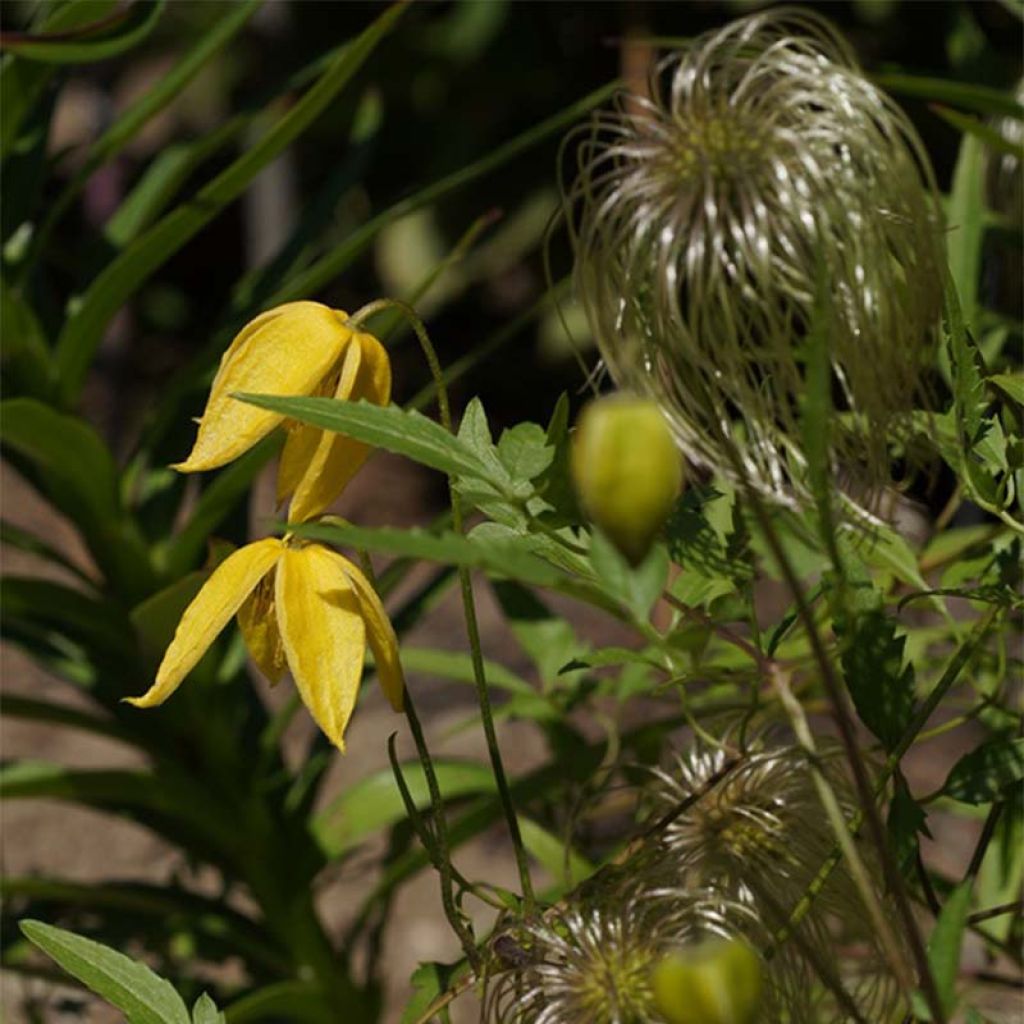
[
  {"xmin": 237, "ymin": 396, "xmax": 495, "ymax": 483},
  {"xmin": 497, "ymin": 422, "xmax": 554, "ymax": 481},
  {"xmin": 887, "ymin": 775, "xmax": 930, "ymax": 877},
  {"xmin": 838, "ymin": 607, "xmax": 916, "ymax": 752},
  {"xmin": 943, "ymin": 736, "xmax": 1024, "ymax": 804},
  {"xmin": 400, "ymin": 961, "xmax": 459, "ymax": 1024},
  {"xmin": 590, "ymin": 531, "xmax": 669, "ymax": 622},
  {"xmin": 20, "ymin": 921, "xmax": 189, "ymax": 1024},
  {"xmin": 926, "ymin": 882, "xmax": 972, "ymax": 1016}
]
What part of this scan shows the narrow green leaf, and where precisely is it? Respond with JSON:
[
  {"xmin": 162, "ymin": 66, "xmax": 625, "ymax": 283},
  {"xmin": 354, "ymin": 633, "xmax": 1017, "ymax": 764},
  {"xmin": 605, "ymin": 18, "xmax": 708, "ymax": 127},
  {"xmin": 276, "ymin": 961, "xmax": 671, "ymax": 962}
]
[
  {"xmin": 291, "ymin": 519, "xmax": 564, "ymax": 590},
  {"xmin": 263, "ymin": 82, "xmax": 618, "ymax": 306},
  {"xmin": 0, "ymin": 696, "xmax": 132, "ymax": 744},
  {"xmin": 0, "ymin": 399, "xmax": 153, "ymax": 594},
  {"xmin": 313, "ymin": 760, "xmax": 495, "ymax": 859},
  {"xmin": 54, "ymin": 2, "xmax": 406, "ymax": 403},
  {"xmin": 399, "ymin": 646, "xmax": 533, "ymax": 694},
  {"xmin": 931, "ymin": 105, "xmax": 1024, "ymax": 159},
  {"xmin": 236, "ymin": 395, "xmax": 494, "ymax": 482},
  {"xmin": 947, "ymin": 134, "xmax": 987, "ymax": 332},
  {"xmin": 943, "ymin": 736, "xmax": 1024, "ymax": 804},
  {"xmin": 517, "ymin": 816, "xmax": 595, "ymax": 891},
  {"xmin": 19, "ymin": 920, "xmax": 190, "ymax": 1024},
  {"xmin": 1, "ymin": 278, "xmax": 52, "ymax": 397},
  {"xmin": 0, "ymin": 519, "xmax": 95, "ymax": 586},
  {"xmin": 222, "ymin": 981, "xmax": 327, "ymax": 1024},
  {"xmin": 926, "ymin": 882, "xmax": 972, "ymax": 1015},
  {"xmin": 874, "ymin": 73, "xmax": 1024, "ymax": 120},
  {"xmin": 1, "ymin": 1, "xmax": 165, "ymax": 63},
  {"xmin": 399, "ymin": 962, "xmax": 459, "ymax": 1024}
]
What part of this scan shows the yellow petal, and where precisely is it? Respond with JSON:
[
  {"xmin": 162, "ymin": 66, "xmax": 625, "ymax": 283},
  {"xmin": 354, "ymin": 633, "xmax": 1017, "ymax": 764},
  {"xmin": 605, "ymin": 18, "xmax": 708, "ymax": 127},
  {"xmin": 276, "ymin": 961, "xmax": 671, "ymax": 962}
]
[
  {"xmin": 275, "ymin": 544, "xmax": 366, "ymax": 751},
  {"xmin": 287, "ymin": 331, "xmax": 392, "ymax": 524},
  {"xmin": 331, "ymin": 552, "xmax": 405, "ymax": 711},
  {"xmin": 237, "ymin": 571, "xmax": 286, "ymax": 684},
  {"xmin": 174, "ymin": 302, "xmax": 353, "ymax": 472},
  {"xmin": 127, "ymin": 538, "xmax": 284, "ymax": 707},
  {"xmin": 276, "ymin": 422, "xmax": 321, "ymax": 505}
]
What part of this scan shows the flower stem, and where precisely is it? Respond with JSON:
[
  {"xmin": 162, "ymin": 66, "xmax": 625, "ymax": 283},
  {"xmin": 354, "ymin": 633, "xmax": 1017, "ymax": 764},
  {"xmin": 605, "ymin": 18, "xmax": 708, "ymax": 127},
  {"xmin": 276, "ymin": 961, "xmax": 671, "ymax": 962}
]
[{"xmin": 352, "ymin": 298, "xmax": 536, "ymax": 913}]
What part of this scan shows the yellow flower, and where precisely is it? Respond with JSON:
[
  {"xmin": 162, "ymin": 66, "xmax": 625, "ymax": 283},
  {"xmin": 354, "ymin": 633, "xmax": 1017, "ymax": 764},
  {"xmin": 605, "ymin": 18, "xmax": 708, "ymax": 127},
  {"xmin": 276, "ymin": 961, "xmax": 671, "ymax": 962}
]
[
  {"xmin": 174, "ymin": 301, "xmax": 391, "ymax": 524},
  {"xmin": 127, "ymin": 538, "xmax": 404, "ymax": 751}
]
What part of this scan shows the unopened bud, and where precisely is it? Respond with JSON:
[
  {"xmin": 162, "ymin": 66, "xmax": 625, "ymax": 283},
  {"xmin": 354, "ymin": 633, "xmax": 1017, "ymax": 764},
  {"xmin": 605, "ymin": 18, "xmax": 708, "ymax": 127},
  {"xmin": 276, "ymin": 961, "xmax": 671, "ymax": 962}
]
[
  {"xmin": 652, "ymin": 939, "xmax": 763, "ymax": 1024},
  {"xmin": 571, "ymin": 395, "xmax": 682, "ymax": 564}
]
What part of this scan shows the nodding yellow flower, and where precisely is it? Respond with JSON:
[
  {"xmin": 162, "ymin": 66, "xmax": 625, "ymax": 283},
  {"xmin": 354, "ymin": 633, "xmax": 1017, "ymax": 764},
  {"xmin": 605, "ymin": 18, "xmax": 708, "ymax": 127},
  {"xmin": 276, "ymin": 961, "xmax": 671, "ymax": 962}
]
[
  {"xmin": 127, "ymin": 538, "xmax": 404, "ymax": 751},
  {"xmin": 174, "ymin": 301, "xmax": 391, "ymax": 524}
]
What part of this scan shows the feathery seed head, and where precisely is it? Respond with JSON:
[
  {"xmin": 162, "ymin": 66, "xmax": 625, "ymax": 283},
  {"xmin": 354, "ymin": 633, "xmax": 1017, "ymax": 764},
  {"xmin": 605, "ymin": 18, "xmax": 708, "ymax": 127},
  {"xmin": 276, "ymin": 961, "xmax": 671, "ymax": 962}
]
[{"xmin": 562, "ymin": 8, "xmax": 944, "ymax": 507}]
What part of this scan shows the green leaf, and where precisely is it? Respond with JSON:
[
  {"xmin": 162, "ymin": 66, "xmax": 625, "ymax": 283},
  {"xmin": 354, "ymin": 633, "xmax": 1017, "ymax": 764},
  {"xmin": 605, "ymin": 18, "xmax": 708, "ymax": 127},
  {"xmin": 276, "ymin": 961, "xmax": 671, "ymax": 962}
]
[
  {"xmin": 517, "ymin": 816, "xmax": 595, "ymax": 892},
  {"xmin": 989, "ymin": 373, "xmax": 1024, "ymax": 408},
  {"xmin": 589, "ymin": 530, "xmax": 669, "ymax": 622},
  {"xmin": 943, "ymin": 736, "xmax": 1024, "ymax": 804},
  {"xmin": 264, "ymin": 83, "xmax": 617, "ymax": 307},
  {"xmin": 192, "ymin": 994, "xmax": 225, "ymax": 1024},
  {"xmin": 926, "ymin": 881, "xmax": 972, "ymax": 1016},
  {"xmin": 931, "ymin": 105, "xmax": 1024, "ymax": 159},
  {"xmin": 2, "ymin": 1, "xmax": 165, "ymax": 63},
  {"xmin": 854, "ymin": 520, "xmax": 929, "ymax": 591},
  {"xmin": 238, "ymin": 395, "xmax": 495, "ymax": 483},
  {"xmin": 19, "ymin": 920, "xmax": 189, "ymax": 1024},
  {"xmin": 838, "ymin": 607, "xmax": 916, "ymax": 752},
  {"xmin": 399, "ymin": 962, "xmax": 459, "ymax": 1024},
  {"xmin": 887, "ymin": 775, "xmax": 930, "ymax": 877},
  {"xmin": 399, "ymin": 646, "xmax": 533, "ymax": 695},
  {"xmin": 291, "ymin": 519, "xmax": 564, "ymax": 590},
  {"xmin": 54, "ymin": 2, "xmax": 407, "ymax": 404},
  {"xmin": 222, "ymin": 981, "xmax": 327, "ymax": 1023},
  {"xmin": 947, "ymin": 134, "xmax": 986, "ymax": 333},
  {"xmin": 497, "ymin": 422, "xmax": 554, "ymax": 481},
  {"xmin": 0, "ymin": 399, "xmax": 153, "ymax": 595},
  {"xmin": 1, "ymin": 278, "xmax": 52, "ymax": 397},
  {"xmin": 492, "ymin": 582, "xmax": 583, "ymax": 686},
  {"xmin": 312, "ymin": 760, "xmax": 496, "ymax": 858},
  {"xmin": 874, "ymin": 73, "xmax": 1024, "ymax": 119},
  {"xmin": 978, "ymin": 800, "xmax": 1023, "ymax": 944}
]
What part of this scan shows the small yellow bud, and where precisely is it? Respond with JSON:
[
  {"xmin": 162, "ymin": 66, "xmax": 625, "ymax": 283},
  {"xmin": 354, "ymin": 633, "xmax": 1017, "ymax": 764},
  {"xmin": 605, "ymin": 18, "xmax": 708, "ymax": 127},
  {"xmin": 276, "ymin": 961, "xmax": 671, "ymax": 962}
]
[
  {"xmin": 652, "ymin": 939, "xmax": 763, "ymax": 1024},
  {"xmin": 571, "ymin": 395, "xmax": 682, "ymax": 564}
]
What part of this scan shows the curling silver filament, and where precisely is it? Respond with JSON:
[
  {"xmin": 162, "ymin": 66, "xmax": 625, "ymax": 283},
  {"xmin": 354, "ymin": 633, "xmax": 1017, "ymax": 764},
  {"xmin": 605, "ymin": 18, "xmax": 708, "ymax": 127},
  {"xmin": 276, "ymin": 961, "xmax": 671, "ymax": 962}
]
[{"xmin": 562, "ymin": 8, "xmax": 944, "ymax": 507}]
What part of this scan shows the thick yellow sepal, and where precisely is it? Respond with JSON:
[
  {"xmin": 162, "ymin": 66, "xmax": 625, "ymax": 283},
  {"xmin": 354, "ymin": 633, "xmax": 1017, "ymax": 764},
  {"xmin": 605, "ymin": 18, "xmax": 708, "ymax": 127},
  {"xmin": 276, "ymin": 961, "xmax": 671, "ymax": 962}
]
[
  {"xmin": 332, "ymin": 551, "xmax": 404, "ymax": 711},
  {"xmin": 274, "ymin": 544, "xmax": 366, "ymax": 752},
  {"xmin": 127, "ymin": 538, "xmax": 284, "ymax": 707},
  {"xmin": 286, "ymin": 331, "xmax": 392, "ymax": 523},
  {"xmin": 174, "ymin": 302, "xmax": 352, "ymax": 472}
]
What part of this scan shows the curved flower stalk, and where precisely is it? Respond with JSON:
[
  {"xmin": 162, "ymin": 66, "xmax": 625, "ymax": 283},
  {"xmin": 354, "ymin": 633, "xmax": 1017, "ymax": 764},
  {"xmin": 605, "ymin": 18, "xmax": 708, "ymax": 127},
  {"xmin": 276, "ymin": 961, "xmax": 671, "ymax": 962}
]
[
  {"xmin": 561, "ymin": 8, "xmax": 943, "ymax": 508},
  {"xmin": 645, "ymin": 741, "xmax": 903, "ymax": 1021},
  {"xmin": 129, "ymin": 302, "xmax": 403, "ymax": 750},
  {"xmin": 175, "ymin": 300, "xmax": 391, "ymax": 523}
]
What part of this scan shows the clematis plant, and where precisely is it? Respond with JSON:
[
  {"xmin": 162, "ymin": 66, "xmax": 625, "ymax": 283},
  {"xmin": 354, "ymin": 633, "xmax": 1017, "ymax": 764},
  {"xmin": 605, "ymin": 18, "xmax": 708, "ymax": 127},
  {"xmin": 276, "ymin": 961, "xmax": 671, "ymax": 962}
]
[{"xmin": 128, "ymin": 302, "xmax": 402, "ymax": 750}]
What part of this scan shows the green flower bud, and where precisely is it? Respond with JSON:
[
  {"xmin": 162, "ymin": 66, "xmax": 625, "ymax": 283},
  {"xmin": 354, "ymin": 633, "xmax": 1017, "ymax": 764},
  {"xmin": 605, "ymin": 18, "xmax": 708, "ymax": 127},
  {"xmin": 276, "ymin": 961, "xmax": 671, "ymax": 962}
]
[
  {"xmin": 571, "ymin": 395, "xmax": 682, "ymax": 565},
  {"xmin": 652, "ymin": 939, "xmax": 763, "ymax": 1024}
]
